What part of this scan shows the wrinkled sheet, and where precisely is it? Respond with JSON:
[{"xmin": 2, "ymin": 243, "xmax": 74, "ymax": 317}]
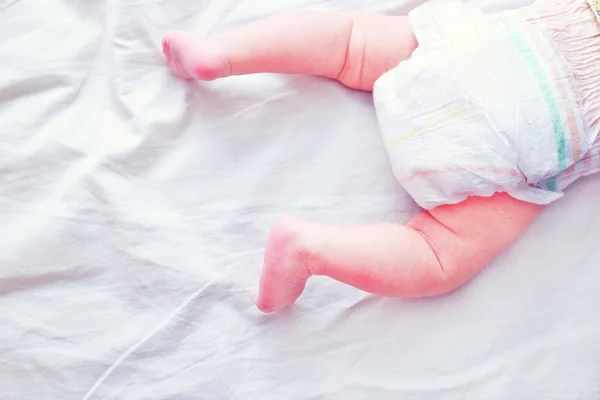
[{"xmin": 1, "ymin": 0, "xmax": 600, "ymax": 399}]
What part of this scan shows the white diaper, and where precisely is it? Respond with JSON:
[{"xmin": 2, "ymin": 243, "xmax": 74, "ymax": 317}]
[{"xmin": 373, "ymin": 0, "xmax": 600, "ymax": 209}]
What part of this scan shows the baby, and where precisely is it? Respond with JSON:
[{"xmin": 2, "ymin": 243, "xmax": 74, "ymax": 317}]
[{"xmin": 162, "ymin": 0, "xmax": 600, "ymax": 312}]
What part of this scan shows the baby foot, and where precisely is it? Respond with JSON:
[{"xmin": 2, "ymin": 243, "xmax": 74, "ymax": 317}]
[
  {"xmin": 161, "ymin": 31, "xmax": 231, "ymax": 81},
  {"xmin": 256, "ymin": 218, "xmax": 314, "ymax": 313}
]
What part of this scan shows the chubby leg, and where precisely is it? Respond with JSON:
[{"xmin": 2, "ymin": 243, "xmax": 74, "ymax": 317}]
[
  {"xmin": 162, "ymin": 12, "xmax": 417, "ymax": 91},
  {"xmin": 256, "ymin": 193, "xmax": 543, "ymax": 312}
]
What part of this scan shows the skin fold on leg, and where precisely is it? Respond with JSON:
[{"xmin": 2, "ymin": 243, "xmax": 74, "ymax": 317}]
[
  {"xmin": 162, "ymin": 11, "xmax": 417, "ymax": 90},
  {"xmin": 255, "ymin": 193, "xmax": 544, "ymax": 312}
]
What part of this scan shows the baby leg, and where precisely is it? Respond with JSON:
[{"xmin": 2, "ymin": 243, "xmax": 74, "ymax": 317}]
[
  {"xmin": 256, "ymin": 193, "xmax": 543, "ymax": 312},
  {"xmin": 162, "ymin": 12, "xmax": 417, "ymax": 91}
]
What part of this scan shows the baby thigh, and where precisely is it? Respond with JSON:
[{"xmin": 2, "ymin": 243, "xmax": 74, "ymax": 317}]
[
  {"xmin": 408, "ymin": 193, "xmax": 544, "ymax": 291},
  {"xmin": 338, "ymin": 14, "xmax": 417, "ymax": 91}
]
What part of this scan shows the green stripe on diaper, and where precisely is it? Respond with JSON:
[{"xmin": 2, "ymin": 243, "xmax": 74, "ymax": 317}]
[{"xmin": 500, "ymin": 18, "xmax": 566, "ymax": 191}]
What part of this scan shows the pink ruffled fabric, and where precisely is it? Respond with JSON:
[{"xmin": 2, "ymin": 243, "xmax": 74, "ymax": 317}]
[{"xmin": 528, "ymin": 0, "xmax": 600, "ymax": 146}]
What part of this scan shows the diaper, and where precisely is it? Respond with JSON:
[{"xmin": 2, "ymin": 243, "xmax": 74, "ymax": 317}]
[{"xmin": 373, "ymin": 0, "xmax": 600, "ymax": 210}]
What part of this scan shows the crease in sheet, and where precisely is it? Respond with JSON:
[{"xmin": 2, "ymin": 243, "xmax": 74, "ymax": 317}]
[{"xmin": 81, "ymin": 278, "xmax": 219, "ymax": 400}]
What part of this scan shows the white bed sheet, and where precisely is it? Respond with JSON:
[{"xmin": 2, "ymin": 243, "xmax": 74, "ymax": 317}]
[{"xmin": 1, "ymin": 0, "xmax": 600, "ymax": 399}]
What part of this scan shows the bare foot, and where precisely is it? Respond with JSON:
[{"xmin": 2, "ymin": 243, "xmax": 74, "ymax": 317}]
[
  {"xmin": 162, "ymin": 31, "xmax": 231, "ymax": 81},
  {"xmin": 255, "ymin": 218, "xmax": 315, "ymax": 313}
]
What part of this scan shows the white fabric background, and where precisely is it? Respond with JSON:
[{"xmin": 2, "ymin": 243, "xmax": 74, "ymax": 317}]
[{"xmin": 1, "ymin": 0, "xmax": 599, "ymax": 399}]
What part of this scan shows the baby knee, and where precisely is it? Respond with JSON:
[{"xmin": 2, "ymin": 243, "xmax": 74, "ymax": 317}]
[{"xmin": 335, "ymin": 19, "xmax": 368, "ymax": 90}]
